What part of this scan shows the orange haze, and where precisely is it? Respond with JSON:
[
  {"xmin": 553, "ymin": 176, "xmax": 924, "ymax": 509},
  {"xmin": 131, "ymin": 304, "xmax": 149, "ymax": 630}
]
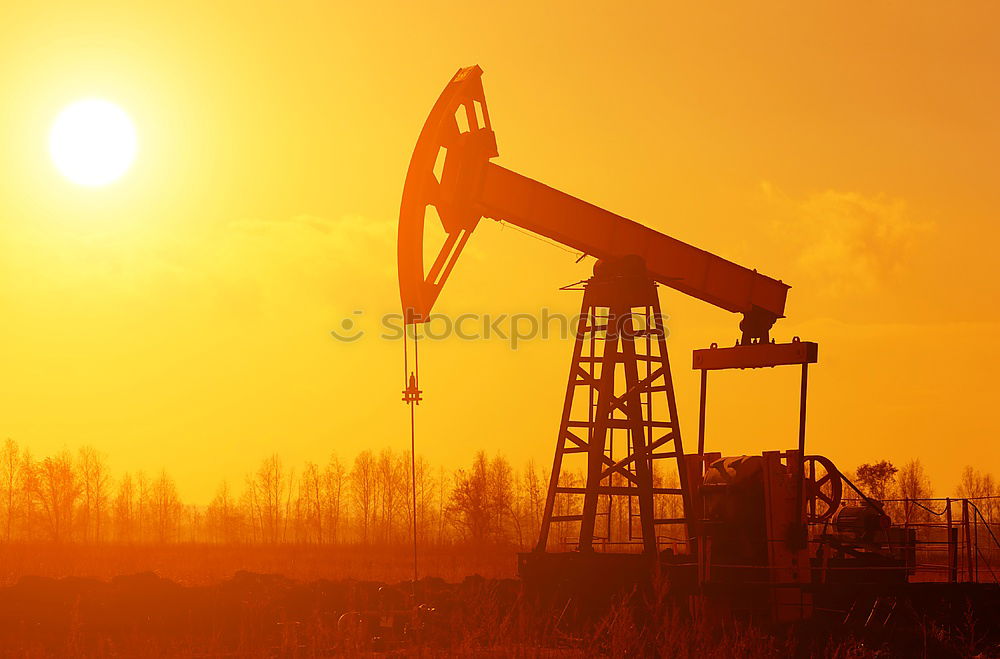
[{"xmin": 0, "ymin": 2, "xmax": 997, "ymax": 503}]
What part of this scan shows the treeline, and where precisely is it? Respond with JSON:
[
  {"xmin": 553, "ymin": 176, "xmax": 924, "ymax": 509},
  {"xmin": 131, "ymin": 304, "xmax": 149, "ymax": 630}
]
[
  {"xmin": 208, "ymin": 449, "xmax": 549, "ymax": 547},
  {"xmin": 850, "ymin": 458, "xmax": 999, "ymax": 523},
  {"xmin": 0, "ymin": 439, "xmax": 556, "ymax": 546},
  {"xmin": 0, "ymin": 437, "xmax": 995, "ymax": 545},
  {"xmin": 0, "ymin": 437, "xmax": 683, "ymax": 547}
]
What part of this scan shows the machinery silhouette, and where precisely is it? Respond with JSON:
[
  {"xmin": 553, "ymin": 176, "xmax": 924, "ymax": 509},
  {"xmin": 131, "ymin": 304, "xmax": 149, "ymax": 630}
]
[{"xmin": 396, "ymin": 66, "xmax": 998, "ymax": 624}]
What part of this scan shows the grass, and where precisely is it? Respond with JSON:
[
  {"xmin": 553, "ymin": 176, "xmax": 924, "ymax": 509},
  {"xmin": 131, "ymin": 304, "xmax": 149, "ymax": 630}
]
[{"xmin": 0, "ymin": 543, "xmax": 994, "ymax": 657}]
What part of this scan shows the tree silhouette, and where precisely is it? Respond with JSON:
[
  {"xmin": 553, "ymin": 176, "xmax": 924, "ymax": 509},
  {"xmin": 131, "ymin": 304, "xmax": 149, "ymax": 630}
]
[
  {"xmin": 1, "ymin": 439, "xmax": 18, "ymax": 542},
  {"xmin": 151, "ymin": 470, "xmax": 181, "ymax": 543},
  {"xmin": 351, "ymin": 450, "xmax": 376, "ymax": 544},
  {"xmin": 78, "ymin": 446, "xmax": 110, "ymax": 542},
  {"xmin": 36, "ymin": 451, "xmax": 80, "ymax": 542},
  {"xmin": 255, "ymin": 455, "xmax": 286, "ymax": 543},
  {"xmin": 300, "ymin": 461, "xmax": 323, "ymax": 543},
  {"xmin": 323, "ymin": 453, "xmax": 346, "ymax": 543},
  {"xmin": 896, "ymin": 459, "xmax": 933, "ymax": 522},
  {"xmin": 855, "ymin": 460, "xmax": 898, "ymax": 500},
  {"xmin": 0, "ymin": 436, "xmax": 989, "ymax": 547},
  {"xmin": 114, "ymin": 472, "xmax": 136, "ymax": 542},
  {"xmin": 448, "ymin": 451, "xmax": 492, "ymax": 543},
  {"xmin": 959, "ymin": 466, "xmax": 998, "ymax": 522}
]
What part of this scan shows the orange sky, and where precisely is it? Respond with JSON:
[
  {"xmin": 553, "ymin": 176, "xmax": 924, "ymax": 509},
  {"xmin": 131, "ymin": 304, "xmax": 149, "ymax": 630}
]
[{"xmin": 0, "ymin": 2, "xmax": 997, "ymax": 503}]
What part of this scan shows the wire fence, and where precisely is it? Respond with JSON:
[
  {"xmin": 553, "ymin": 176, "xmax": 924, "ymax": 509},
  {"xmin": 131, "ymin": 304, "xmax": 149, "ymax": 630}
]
[
  {"xmin": 828, "ymin": 496, "xmax": 1000, "ymax": 584},
  {"xmin": 558, "ymin": 496, "xmax": 1000, "ymax": 585}
]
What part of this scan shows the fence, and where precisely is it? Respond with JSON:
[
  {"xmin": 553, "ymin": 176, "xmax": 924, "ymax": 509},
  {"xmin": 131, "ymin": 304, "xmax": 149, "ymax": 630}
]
[
  {"xmin": 556, "ymin": 495, "xmax": 1000, "ymax": 586},
  {"xmin": 820, "ymin": 496, "xmax": 1000, "ymax": 584}
]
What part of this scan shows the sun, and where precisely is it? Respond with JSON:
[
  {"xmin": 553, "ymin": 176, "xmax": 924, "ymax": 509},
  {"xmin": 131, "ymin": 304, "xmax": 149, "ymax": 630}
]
[{"xmin": 49, "ymin": 99, "xmax": 138, "ymax": 187}]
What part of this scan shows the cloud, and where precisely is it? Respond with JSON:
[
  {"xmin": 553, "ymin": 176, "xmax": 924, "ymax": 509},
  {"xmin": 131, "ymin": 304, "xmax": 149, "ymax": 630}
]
[
  {"xmin": 0, "ymin": 212, "xmax": 398, "ymax": 325},
  {"xmin": 759, "ymin": 182, "xmax": 932, "ymax": 298},
  {"xmin": 204, "ymin": 214, "xmax": 397, "ymax": 316},
  {"xmin": 226, "ymin": 214, "xmax": 393, "ymax": 249}
]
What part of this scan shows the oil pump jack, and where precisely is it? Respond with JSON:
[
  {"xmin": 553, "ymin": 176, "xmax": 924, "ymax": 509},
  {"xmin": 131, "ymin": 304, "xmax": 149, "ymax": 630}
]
[{"xmin": 398, "ymin": 66, "xmax": 918, "ymax": 623}]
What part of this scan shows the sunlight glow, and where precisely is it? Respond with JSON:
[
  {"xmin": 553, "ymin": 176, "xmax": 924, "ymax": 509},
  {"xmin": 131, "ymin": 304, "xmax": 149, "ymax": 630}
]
[{"xmin": 49, "ymin": 99, "xmax": 137, "ymax": 186}]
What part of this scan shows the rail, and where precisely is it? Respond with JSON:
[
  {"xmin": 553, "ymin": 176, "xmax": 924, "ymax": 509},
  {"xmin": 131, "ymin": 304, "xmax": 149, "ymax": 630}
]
[{"xmin": 555, "ymin": 496, "xmax": 1000, "ymax": 586}]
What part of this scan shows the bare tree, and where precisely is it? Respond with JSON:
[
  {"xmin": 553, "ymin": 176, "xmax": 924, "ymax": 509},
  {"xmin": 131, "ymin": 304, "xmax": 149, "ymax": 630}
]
[
  {"xmin": 283, "ymin": 467, "xmax": 295, "ymax": 542},
  {"xmin": 256, "ymin": 455, "xmax": 285, "ymax": 543},
  {"xmin": 78, "ymin": 446, "xmax": 110, "ymax": 542},
  {"xmin": 151, "ymin": 469, "xmax": 181, "ymax": 543},
  {"xmin": 958, "ymin": 466, "xmax": 998, "ymax": 523},
  {"xmin": 896, "ymin": 459, "xmax": 933, "ymax": 523},
  {"xmin": 488, "ymin": 454, "xmax": 514, "ymax": 543},
  {"xmin": 324, "ymin": 453, "xmax": 346, "ymax": 543},
  {"xmin": 241, "ymin": 475, "xmax": 262, "ymax": 543},
  {"xmin": 448, "ymin": 451, "xmax": 492, "ymax": 543},
  {"xmin": 207, "ymin": 481, "xmax": 239, "ymax": 543},
  {"xmin": 183, "ymin": 504, "xmax": 204, "ymax": 542},
  {"xmin": 351, "ymin": 450, "xmax": 376, "ymax": 544},
  {"xmin": 0, "ymin": 439, "xmax": 18, "ymax": 542},
  {"xmin": 36, "ymin": 451, "xmax": 80, "ymax": 542},
  {"xmin": 17, "ymin": 450, "xmax": 38, "ymax": 541},
  {"xmin": 136, "ymin": 471, "xmax": 149, "ymax": 542},
  {"xmin": 300, "ymin": 462, "xmax": 323, "ymax": 543},
  {"xmin": 114, "ymin": 473, "xmax": 136, "ymax": 542},
  {"xmin": 413, "ymin": 454, "xmax": 436, "ymax": 545},
  {"xmin": 438, "ymin": 465, "xmax": 447, "ymax": 545},
  {"xmin": 522, "ymin": 461, "xmax": 543, "ymax": 546},
  {"xmin": 375, "ymin": 449, "xmax": 399, "ymax": 543}
]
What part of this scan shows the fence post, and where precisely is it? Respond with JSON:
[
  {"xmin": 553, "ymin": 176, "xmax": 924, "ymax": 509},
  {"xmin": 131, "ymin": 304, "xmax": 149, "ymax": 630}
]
[
  {"xmin": 974, "ymin": 506, "xmax": 980, "ymax": 582},
  {"xmin": 963, "ymin": 499, "xmax": 973, "ymax": 582},
  {"xmin": 904, "ymin": 497, "xmax": 910, "ymax": 531},
  {"xmin": 946, "ymin": 498, "xmax": 955, "ymax": 583}
]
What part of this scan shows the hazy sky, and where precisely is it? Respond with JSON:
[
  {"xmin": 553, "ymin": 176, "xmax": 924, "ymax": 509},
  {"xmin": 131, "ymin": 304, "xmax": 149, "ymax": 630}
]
[{"xmin": 0, "ymin": 2, "xmax": 997, "ymax": 502}]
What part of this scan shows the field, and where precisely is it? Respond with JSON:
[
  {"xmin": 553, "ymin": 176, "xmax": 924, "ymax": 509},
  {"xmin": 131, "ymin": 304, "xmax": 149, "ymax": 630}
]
[
  {"xmin": 0, "ymin": 543, "xmax": 996, "ymax": 657},
  {"xmin": 0, "ymin": 543, "xmax": 518, "ymax": 588}
]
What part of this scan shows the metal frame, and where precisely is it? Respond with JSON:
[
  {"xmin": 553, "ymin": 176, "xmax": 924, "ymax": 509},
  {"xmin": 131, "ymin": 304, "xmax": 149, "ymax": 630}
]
[
  {"xmin": 535, "ymin": 267, "xmax": 690, "ymax": 555},
  {"xmin": 694, "ymin": 339, "xmax": 818, "ymax": 519}
]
